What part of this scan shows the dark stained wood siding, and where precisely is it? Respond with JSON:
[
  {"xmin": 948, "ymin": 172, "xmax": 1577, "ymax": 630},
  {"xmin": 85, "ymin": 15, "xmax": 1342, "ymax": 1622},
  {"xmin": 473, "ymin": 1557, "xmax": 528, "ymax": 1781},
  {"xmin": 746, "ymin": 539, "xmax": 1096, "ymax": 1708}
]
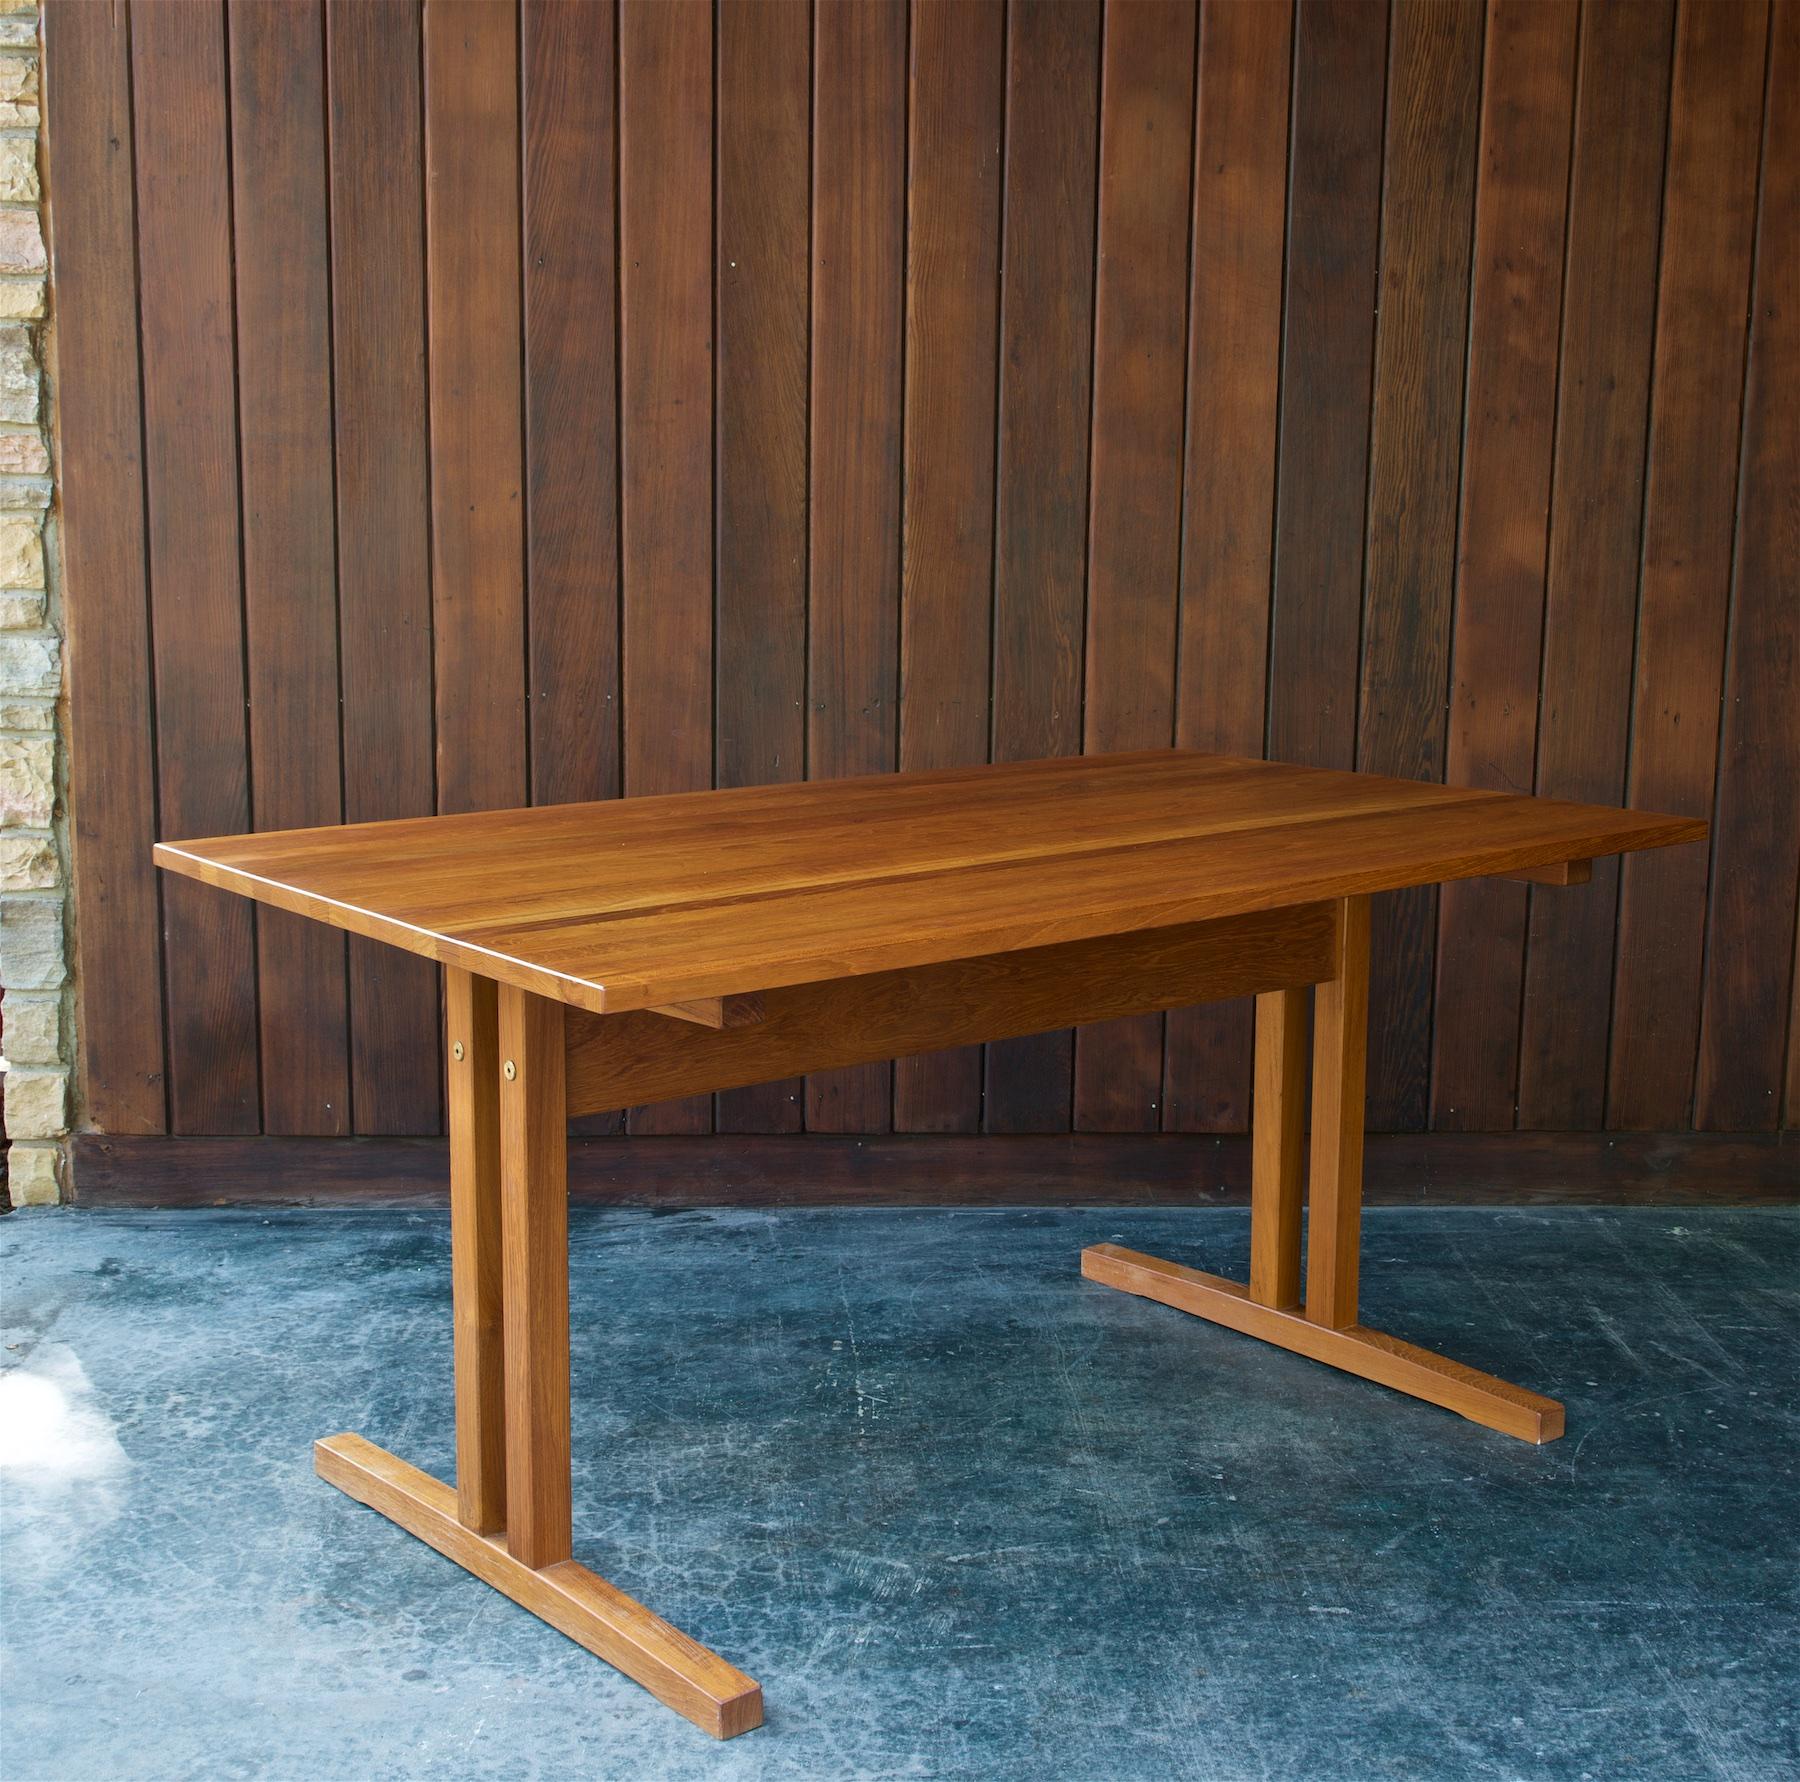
[
  {"xmin": 128, "ymin": 0, "xmax": 260, "ymax": 1135},
  {"xmin": 45, "ymin": 0, "xmax": 1797, "ymax": 1145},
  {"xmin": 894, "ymin": 0, "xmax": 1004, "ymax": 1135},
  {"xmin": 804, "ymin": 0, "xmax": 907, "ymax": 1135},
  {"xmin": 1163, "ymin": 0, "xmax": 1292, "ymax": 1138},
  {"xmin": 40, "ymin": 0, "xmax": 166, "ymax": 1133},
  {"xmin": 229, "ymin": 0, "xmax": 351, "ymax": 1138},
  {"xmin": 1517, "ymin": 0, "xmax": 1674, "ymax": 1134},
  {"xmin": 1267, "ymin": 0, "xmax": 1386, "ymax": 777},
  {"xmin": 522, "ymin": 0, "xmax": 620, "ymax": 817},
  {"xmin": 1074, "ymin": 0, "xmax": 1195, "ymax": 1135},
  {"xmin": 326, "ymin": 0, "xmax": 441, "ymax": 1137},
  {"xmin": 984, "ymin": 0, "xmax": 1099, "ymax": 1135},
  {"xmin": 618, "ymin": 0, "xmax": 715, "ymax": 1135},
  {"xmin": 422, "ymin": 0, "xmax": 529, "ymax": 821},
  {"xmin": 1696, "ymin": 0, "xmax": 1797, "ymax": 1132},
  {"xmin": 1610, "ymin": 0, "xmax": 1771, "ymax": 1129},
  {"xmin": 713, "ymin": 0, "xmax": 810, "ymax": 1138},
  {"xmin": 520, "ymin": 0, "xmax": 624, "ymax": 1141},
  {"xmin": 1431, "ymin": 0, "xmax": 1578, "ymax": 1131},
  {"xmin": 1356, "ymin": 0, "xmax": 1479, "ymax": 1135}
]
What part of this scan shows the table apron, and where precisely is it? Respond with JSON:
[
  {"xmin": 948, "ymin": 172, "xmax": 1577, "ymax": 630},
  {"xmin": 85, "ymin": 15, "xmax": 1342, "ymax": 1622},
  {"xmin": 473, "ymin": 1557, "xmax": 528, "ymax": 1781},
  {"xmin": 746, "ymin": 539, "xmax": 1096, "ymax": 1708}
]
[{"xmin": 562, "ymin": 902, "xmax": 1338, "ymax": 1117}]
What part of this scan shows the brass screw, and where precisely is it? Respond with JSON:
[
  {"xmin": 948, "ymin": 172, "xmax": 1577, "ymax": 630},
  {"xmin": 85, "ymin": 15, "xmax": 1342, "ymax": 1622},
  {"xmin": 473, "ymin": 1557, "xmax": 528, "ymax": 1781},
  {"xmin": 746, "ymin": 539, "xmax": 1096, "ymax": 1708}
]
[
  {"xmin": 504, "ymin": 1060, "xmax": 517, "ymax": 1081},
  {"xmin": 452, "ymin": 1041, "xmax": 465, "ymax": 1062}
]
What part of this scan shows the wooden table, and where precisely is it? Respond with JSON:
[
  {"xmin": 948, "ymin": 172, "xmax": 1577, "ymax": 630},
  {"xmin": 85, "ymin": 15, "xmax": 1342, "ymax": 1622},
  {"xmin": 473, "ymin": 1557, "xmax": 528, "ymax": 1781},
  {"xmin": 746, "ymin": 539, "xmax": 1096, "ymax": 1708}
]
[{"xmin": 155, "ymin": 750, "xmax": 1703, "ymax": 1738}]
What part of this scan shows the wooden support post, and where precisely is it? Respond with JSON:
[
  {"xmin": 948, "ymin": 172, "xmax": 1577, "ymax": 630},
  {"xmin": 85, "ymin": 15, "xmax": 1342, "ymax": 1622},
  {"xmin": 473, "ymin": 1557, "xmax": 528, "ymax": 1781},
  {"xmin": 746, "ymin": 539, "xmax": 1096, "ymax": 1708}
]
[
  {"xmin": 1077, "ymin": 1248, "xmax": 1564, "ymax": 1444},
  {"xmin": 648, "ymin": 993, "xmax": 767, "ymax": 1029},
  {"xmin": 498, "ymin": 983, "xmax": 572, "ymax": 1571},
  {"xmin": 1249, "ymin": 987, "xmax": 1308, "ymax": 1309},
  {"xmin": 1499, "ymin": 857, "xmax": 1591, "ymax": 886},
  {"xmin": 1305, "ymin": 895, "xmax": 1370, "ymax": 1331},
  {"xmin": 446, "ymin": 967, "xmax": 506, "ymax": 1534}
]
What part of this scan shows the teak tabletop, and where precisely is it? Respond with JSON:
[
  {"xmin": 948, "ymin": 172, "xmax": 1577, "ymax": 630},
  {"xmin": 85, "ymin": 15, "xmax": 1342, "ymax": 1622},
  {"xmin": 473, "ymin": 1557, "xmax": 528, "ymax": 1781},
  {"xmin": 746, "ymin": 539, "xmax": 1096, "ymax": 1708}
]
[
  {"xmin": 156, "ymin": 750, "xmax": 1705, "ymax": 1738},
  {"xmin": 157, "ymin": 750, "xmax": 1698, "ymax": 1015}
]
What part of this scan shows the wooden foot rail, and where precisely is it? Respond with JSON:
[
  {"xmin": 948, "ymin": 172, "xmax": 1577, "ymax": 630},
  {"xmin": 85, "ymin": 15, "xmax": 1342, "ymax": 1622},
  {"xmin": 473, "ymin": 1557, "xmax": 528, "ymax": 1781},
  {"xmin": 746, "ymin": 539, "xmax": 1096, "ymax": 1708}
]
[
  {"xmin": 1079, "ymin": 1249, "xmax": 1564, "ymax": 1445},
  {"xmin": 315, "ymin": 1435, "xmax": 763, "ymax": 1739}
]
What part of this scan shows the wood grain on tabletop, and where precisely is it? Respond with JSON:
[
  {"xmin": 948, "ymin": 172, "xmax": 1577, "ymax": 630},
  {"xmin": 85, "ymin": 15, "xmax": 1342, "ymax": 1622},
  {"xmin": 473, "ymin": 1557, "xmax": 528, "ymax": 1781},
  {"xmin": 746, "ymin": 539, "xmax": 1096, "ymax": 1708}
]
[{"xmin": 156, "ymin": 750, "xmax": 1705, "ymax": 1017}]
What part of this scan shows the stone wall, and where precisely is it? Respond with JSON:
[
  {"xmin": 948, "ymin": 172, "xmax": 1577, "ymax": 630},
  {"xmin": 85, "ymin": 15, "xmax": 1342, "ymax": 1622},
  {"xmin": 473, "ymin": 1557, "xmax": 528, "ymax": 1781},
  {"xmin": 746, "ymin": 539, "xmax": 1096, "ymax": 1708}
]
[{"xmin": 0, "ymin": 0, "xmax": 61, "ymax": 1206}]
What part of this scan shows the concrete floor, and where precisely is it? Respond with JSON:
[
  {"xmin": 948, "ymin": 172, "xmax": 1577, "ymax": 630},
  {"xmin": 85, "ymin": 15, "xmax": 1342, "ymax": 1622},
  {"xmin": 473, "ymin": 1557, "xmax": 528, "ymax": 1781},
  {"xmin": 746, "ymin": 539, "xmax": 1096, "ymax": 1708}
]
[{"xmin": 1, "ymin": 1204, "xmax": 1795, "ymax": 1782}]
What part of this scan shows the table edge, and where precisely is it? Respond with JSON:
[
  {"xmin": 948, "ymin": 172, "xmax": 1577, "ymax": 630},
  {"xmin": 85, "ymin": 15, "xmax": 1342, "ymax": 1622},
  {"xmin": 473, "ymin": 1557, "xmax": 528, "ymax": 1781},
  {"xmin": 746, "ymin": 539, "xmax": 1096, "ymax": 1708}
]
[{"xmin": 153, "ymin": 812, "xmax": 1706, "ymax": 1015}]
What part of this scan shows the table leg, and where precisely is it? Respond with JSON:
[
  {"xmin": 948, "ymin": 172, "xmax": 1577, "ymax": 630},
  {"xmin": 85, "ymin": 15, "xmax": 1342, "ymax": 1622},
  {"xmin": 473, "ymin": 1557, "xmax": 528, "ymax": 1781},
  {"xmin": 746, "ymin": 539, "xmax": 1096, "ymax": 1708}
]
[
  {"xmin": 1305, "ymin": 896, "xmax": 1369, "ymax": 1329},
  {"xmin": 447, "ymin": 966, "xmax": 507, "ymax": 1535},
  {"xmin": 314, "ymin": 978, "xmax": 764, "ymax": 1739},
  {"xmin": 498, "ymin": 983, "xmax": 572, "ymax": 1570},
  {"xmin": 1081, "ymin": 895, "xmax": 1565, "ymax": 1445},
  {"xmin": 1248, "ymin": 986, "xmax": 1308, "ymax": 1310}
]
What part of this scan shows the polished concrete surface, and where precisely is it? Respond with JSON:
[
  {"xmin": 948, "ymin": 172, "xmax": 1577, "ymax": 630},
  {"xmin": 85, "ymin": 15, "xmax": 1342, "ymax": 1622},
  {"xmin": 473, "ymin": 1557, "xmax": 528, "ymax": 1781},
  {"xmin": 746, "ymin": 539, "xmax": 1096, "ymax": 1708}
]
[{"xmin": 2, "ymin": 1204, "xmax": 1796, "ymax": 1781}]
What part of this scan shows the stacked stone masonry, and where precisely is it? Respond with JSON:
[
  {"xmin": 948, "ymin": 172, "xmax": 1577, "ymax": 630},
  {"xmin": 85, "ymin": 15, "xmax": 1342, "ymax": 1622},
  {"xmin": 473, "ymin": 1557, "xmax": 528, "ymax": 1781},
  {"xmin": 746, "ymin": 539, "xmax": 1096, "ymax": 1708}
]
[{"xmin": 0, "ymin": 1, "xmax": 60, "ymax": 1205}]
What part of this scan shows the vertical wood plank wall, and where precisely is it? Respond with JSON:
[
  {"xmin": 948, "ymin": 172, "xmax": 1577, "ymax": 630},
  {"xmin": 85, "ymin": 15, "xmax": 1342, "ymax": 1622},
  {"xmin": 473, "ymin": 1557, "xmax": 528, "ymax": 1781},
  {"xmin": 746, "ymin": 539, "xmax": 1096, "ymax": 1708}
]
[{"xmin": 43, "ymin": 0, "xmax": 1798, "ymax": 1143}]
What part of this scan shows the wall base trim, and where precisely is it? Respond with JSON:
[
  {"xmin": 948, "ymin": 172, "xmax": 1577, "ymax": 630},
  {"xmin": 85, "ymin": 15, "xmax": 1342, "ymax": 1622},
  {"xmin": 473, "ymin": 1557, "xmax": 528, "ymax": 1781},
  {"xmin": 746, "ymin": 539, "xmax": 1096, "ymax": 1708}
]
[{"xmin": 63, "ymin": 1130, "xmax": 1798, "ymax": 1209}]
